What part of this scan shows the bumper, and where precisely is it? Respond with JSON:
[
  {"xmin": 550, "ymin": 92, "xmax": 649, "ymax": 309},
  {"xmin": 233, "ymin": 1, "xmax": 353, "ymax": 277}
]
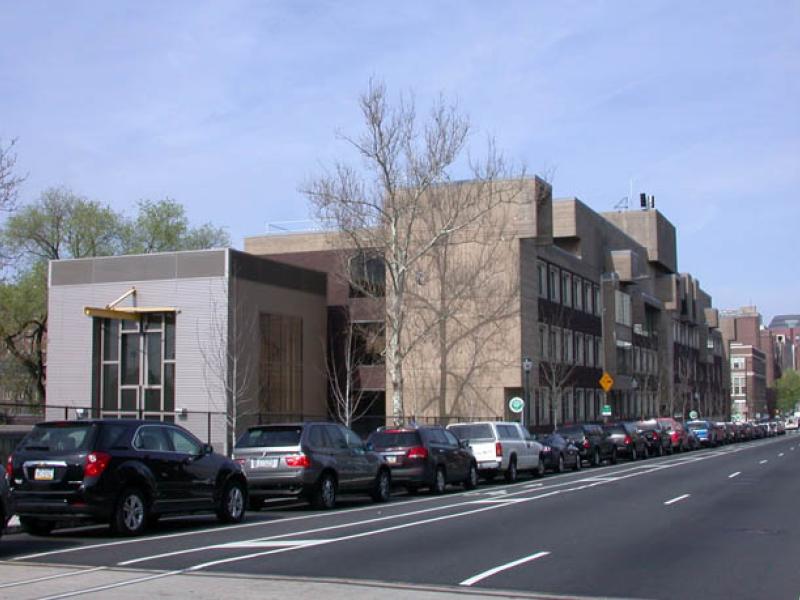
[
  {"xmin": 476, "ymin": 459, "xmax": 502, "ymax": 473},
  {"xmin": 385, "ymin": 465, "xmax": 428, "ymax": 484},
  {"xmin": 246, "ymin": 472, "xmax": 313, "ymax": 498},
  {"xmin": 12, "ymin": 490, "xmax": 113, "ymax": 521}
]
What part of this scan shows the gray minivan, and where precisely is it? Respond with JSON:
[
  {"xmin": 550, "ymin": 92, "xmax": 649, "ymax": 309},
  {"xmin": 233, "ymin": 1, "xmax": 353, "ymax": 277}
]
[{"xmin": 233, "ymin": 422, "xmax": 391, "ymax": 510}]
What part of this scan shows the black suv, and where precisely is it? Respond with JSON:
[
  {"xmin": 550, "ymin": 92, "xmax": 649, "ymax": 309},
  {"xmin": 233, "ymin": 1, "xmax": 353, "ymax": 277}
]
[
  {"xmin": 603, "ymin": 422, "xmax": 647, "ymax": 461},
  {"xmin": 558, "ymin": 424, "xmax": 617, "ymax": 466},
  {"xmin": 8, "ymin": 420, "xmax": 247, "ymax": 536},
  {"xmin": 367, "ymin": 426, "xmax": 478, "ymax": 494}
]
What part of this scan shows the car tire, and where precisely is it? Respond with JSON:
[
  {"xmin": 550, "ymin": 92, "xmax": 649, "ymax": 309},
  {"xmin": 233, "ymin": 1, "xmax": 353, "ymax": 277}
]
[
  {"xmin": 370, "ymin": 469, "xmax": 391, "ymax": 503},
  {"xmin": 643, "ymin": 446, "xmax": 650, "ymax": 459},
  {"xmin": 556, "ymin": 454, "xmax": 565, "ymax": 473},
  {"xmin": 631, "ymin": 447, "xmax": 638, "ymax": 461},
  {"xmin": 535, "ymin": 458, "xmax": 546, "ymax": 478},
  {"xmin": 217, "ymin": 479, "xmax": 246, "ymax": 524},
  {"xmin": 311, "ymin": 472, "xmax": 337, "ymax": 510},
  {"xmin": 431, "ymin": 466, "xmax": 447, "ymax": 494},
  {"xmin": 464, "ymin": 462, "xmax": 479, "ymax": 490},
  {"xmin": 573, "ymin": 453, "xmax": 582, "ymax": 471},
  {"xmin": 658, "ymin": 444, "xmax": 665, "ymax": 457},
  {"xmin": 19, "ymin": 517, "xmax": 55, "ymax": 537},
  {"xmin": 592, "ymin": 448, "xmax": 601, "ymax": 467},
  {"xmin": 610, "ymin": 449, "xmax": 618, "ymax": 465},
  {"xmin": 504, "ymin": 458, "xmax": 518, "ymax": 483},
  {"xmin": 112, "ymin": 487, "xmax": 148, "ymax": 536}
]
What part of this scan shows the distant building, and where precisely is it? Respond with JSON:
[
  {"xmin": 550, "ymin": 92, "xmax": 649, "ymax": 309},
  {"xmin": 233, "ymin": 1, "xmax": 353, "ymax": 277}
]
[{"xmin": 767, "ymin": 314, "xmax": 800, "ymax": 373}]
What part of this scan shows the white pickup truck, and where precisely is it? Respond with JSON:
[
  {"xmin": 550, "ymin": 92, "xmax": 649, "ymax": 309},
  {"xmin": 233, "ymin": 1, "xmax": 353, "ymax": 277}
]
[{"xmin": 447, "ymin": 421, "xmax": 544, "ymax": 482}]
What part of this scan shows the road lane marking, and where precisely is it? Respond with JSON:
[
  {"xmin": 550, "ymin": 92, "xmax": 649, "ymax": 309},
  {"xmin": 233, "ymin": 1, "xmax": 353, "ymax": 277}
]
[
  {"xmin": 0, "ymin": 566, "xmax": 108, "ymax": 589},
  {"xmin": 728, "ymin": 472, "xmax": 741, "ymax": 479},
  {"xmin": 524, "ymin": 483, "xmax": 543, "ymax": 489},
  {"xmin": 214, "ymin": 539, "xmax": 330, "ymax": 549},
  {"xmin": 664, "ymin": 494, "xmax": 690, "ymax": 505},
  {"xmin": 779, "ymin": 453, "xmax": 784, "ymax": 457},
  {"xmin": 471, "ymin": 498, "xmax": 528, "ymax": 504},
  {"xmin": 760, "ymin": 460, "xmax": 768, "ymax": 464},
  {"xmin": 459, "ymin": 551, "xmax": 551, "ymax": 586}
]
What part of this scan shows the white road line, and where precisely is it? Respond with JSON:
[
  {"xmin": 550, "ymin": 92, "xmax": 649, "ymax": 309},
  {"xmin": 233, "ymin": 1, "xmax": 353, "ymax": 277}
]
[
  {"xmin": 760, "ymin": 459, "xmax": 768, "ymax": 464},
  {"xmin": 214, "ymin": 539, "xmax": 329, "ymax": 549},
  {"xmin": 728, "ymin": 472, "xmax": 741, "ymax": 479},
  {"xmin": 459, "ymin": 551, "xmax": 551, "ymax": 586},
  {"xmin": 471, "ymin": 498, "xmax": 528, "ymax": 504},
  {"xmin": 778, "ymin": 453, "xmax": 784, "ymax": 457},
  {"xmin": 0, "ymin": 566, "xmax": 107, "ymax": 589},
  {"xmin": 664, "ymin": 494, "xmax": 690, "ymax": 505},
  {"xmin": 34, "ymin": 570, "xmax": 182, "ymax": 600}
]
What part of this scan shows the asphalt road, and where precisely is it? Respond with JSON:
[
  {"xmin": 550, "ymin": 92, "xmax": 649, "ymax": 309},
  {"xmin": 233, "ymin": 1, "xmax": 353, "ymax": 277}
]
[{"xmin": 2, "ymin": 434, "xmax": 799, "ymax": 600}]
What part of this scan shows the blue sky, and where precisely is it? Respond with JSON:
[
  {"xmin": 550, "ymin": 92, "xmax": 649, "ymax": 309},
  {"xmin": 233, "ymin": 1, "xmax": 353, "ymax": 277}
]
[{"xmin": 1, "ymin": 1, "xmax": 798, "ymax": 320}]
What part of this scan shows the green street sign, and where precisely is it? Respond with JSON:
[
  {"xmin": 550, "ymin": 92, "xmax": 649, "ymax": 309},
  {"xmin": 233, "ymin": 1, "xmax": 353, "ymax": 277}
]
[
  {"xmin": 689, "ymin": 410, "xmax": 699, "ymax": 420},
  {"xmin": 601, "ymin": 404, "xmax": 612, "ymax": 417},
  {"xmin": 509, "ymin": 396, "xmax": 525, "ymax": 414}
]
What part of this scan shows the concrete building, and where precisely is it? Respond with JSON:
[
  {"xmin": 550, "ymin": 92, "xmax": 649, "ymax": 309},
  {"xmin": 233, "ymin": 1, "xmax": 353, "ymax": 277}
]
[
  {"xmin": 768, "ymin": 314, "xmax": 800, "ymax": 373},
  {"xmin": 46, "ymin": 248, "xmax": 328, "ymax": 452}
]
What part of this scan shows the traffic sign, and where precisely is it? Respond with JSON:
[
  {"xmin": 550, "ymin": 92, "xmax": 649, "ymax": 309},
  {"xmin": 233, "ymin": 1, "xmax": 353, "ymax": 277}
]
[
  {"xmin": 601, "ymin": 404, "xmax": 612, "ymax": 417},
  {"xmin": 689, "ymin": 410, "xmax": 699, "ymax": 420},
  {"xmin": 508, "ymin": 396, "xmax": 525, "ymax": 414},
  {"xmin": 599, "ymin": 372, "xmax": 614, "ymax": 392}
]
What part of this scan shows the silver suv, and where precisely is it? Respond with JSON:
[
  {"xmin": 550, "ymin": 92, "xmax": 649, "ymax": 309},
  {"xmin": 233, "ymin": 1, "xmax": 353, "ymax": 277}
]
[
  {"xmin": 233, "ymin": 422, "xmax": 391, "ymax": 510},
  {"xmin": 447, "ymin": 421, "xmax": 544, "ymax": 482}
]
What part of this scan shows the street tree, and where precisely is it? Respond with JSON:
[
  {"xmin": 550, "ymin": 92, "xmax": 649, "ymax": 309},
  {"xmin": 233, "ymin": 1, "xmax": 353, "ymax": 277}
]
[
  {"xmin": 306, "ymin": 79, "xmax": 526, "ymax": 422},
  {"xmin": 776, "ymin": 369, "xmax": 800, "ymax": 415},
  {"xmin": 0, "ymin": 138, "xmax": 25, "ymax": 213},
  {"xmin": 539, "ymin": 304, "xmax": 577, "ymax": 430}
]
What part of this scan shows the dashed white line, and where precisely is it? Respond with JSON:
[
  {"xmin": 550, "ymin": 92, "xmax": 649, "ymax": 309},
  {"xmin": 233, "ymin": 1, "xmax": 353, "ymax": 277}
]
[
  {"xmin": 460, "ymin": 551, "xmax": 551, "ymax": 586},
  {"xmin": 778, "ymin": 453, "xmax": 784, "ymax": 457},
  {"xmin": 759, "ymin": 459, "xmax": 768, "ymax": 464},
  {"xmin": 728, "ymin": 472, "xmax": 741, "ymax": 479},
  {"xmin": 664, "ymin": 494, "xmax": 691, "ymax": 506}
]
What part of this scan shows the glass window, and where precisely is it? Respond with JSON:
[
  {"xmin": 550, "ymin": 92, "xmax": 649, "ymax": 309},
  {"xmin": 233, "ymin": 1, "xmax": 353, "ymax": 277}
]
[
  {"xmin": 164, "ymin": 313, "xmax": 176, "ymax": 361},
  {"xmin": 573, "ymin": 277, "xmax": 583, "ymax": 311},
  {"xmin": 340, "ymin": 426, "xmax": 364, "ymax": 448},
  {"xmin": 133, "ymin": 426, "xmax": 171, "ymax": 451},
  {"xmin": 537, "ymin": 261, "xmax": 548, "ymax": 298},
  {"xmin": 325, "ymin": 424, "xmax": 348, "ymax": 449},
  {"xmin": 236, "ymin": 425, "xmax": 303, "ymax": 448},
  {"xmin": 102, "ymin": 320, "xmax": 119, "ymax": 361},
  {"xmin": 448, "ymin": 423, "xmax": 494, "ymax": 440},
  {"xmin": 369, "ymin": 430, "xmax": 421, "ymax": 448},
  {"xmin": 562, "ymin": 272, "xmax": 572, "ymax": 307},
  {"xmin": 23, "ymin": 423, "xmax": 96, "ymax": 454},
  {"xmin": 538, "ymin": 323, "xmax": 548, "ymax": 359},
  {"xmin": 564, "ymin": 330, "xmax": 574, "ymax": 364},
  {"xmin": 166, "ymin": 427, "xmax": 202, "ymax": 454},
  {"xmin": 584, "ymin": 281, "xmax": 593, "ymax": 315},
  {"xmin": 443, "ymin": 430, "xmax": 460, "ymax": 447},
  {"xmin": 549, "ymin": 266, "xmax": 561, "ymax": 303},
  {"xmin": 594, "ymin": 285, "xmax": 601, "ymax": 316},
  {"xmin": 146, "ymin": 332, "xmax": 161, "ymax": 385},
  {"xmin": 121, "ymin": 334, "xmax": 140, "ymax": 386},
  {"xmin": 497, "ymin": 425, "xmax": 521, "ymax": 440}
]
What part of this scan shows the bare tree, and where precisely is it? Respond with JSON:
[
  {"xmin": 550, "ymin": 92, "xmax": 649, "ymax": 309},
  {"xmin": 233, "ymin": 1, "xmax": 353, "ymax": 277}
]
[
  {"xmin": 198, "ymin": 277, "xmax": 257, "ymax": 453},
  {"xmin": 305, "ymin": 79, "xmax": 527, "ymax": 422},
  {"xmin": 539, "ymin": 305, "xmax": 577, "ymax": 430},
  {"xmin": 325, "ymin": 308, "xmax": 381, "ymax": 428},
  {"xmin": 0, "ymin": 138, "xmax": 25, "ymax": 214}
]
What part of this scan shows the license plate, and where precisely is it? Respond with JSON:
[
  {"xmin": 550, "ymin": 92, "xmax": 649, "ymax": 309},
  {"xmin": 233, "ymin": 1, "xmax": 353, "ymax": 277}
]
[
  {"xmin": 479, "ymin": 461, "xmax": 497, "ymax": 469},
  {"xmin": 385, "ymin": 456, "xmax": 398, "ymax": 464},
  {"xmin": 34, "ymin": 468, "xmax": 55, "ymax": 481},
  {"xmin": 251, "ymin": 458, "xmax": 278, "ymax": 469}
]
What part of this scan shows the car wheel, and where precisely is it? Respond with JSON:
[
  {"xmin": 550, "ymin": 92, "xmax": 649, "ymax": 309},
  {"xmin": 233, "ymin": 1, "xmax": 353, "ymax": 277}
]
[
  {"xmin": 535, "ymin": 458, "xmax": 546, "ymax": 478},
  {"xmin": 556, "ymin": 454, "xmax": 565, "ymax": 473},
  {"xmin": 370, "ymin": 469, "xmax": 391, "ymax": 503},
  {"xmin": 631, "ymin": 447, "xmax": 638, "ymax": 461},
  {"xmin": 248, "ymin": 496, "xmax": 263, "ymax": 511},
  {"xmin": 312, "ymin": 473, "xmax": 337, "ymax": 509},
  {"xmin": 592, "ymin": 448, "xmax": 601, "ymax": 467},
  {"xmin": 573, "ymin": 453, "xmax": 582, "ymax": 471},
  {"xmin": 19, "ymin": 517, "xmax": 55, "ymax": 537},
  {"xmin": 504, "ymin": 458, "xmax": 518, "ymax": 483},
  {"xmin": 610, "ymin": 449, "xmax": 618, "ymax": 465},
  {"xmin": 431, "ymin": 466, "xmax": 447, "ymax": 494},
  {"xmin": 112, "ymin": 488, "xmax": 148, "ymax": 536},
  {"xmin": 658, "ymin": 444, "xmax": 665, "ymax": 457},
  {"xmin": 217, "ymin": 480, "xmax": 246, "ymax": 524},
  {"xmin": 643, "ymin": 446, "xmax": 650, "ymax": 459},
  {"xmin": 464, "ymin": 462, "xmax": 479, "ymax": 490}
]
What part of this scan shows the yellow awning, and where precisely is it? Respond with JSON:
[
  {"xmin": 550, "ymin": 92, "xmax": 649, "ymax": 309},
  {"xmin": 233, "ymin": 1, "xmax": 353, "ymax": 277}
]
[{"xmin": 84, "ymin": 306, "xmax": 177, "ymax": 321}]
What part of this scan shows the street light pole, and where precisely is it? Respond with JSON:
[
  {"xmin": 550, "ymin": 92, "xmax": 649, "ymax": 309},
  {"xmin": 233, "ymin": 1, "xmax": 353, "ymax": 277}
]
[{"xmin": 523, "ymin": 357, "xmax": 533, "ymax": 429}]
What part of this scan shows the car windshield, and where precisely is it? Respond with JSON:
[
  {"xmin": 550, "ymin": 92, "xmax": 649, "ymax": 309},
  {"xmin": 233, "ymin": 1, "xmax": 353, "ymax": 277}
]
[
  {"xmin": 236, "ymin": 426, "xmax": 302, "ymax": 448},
  {"xmin": 368, "ymin": 431, "xmax": 422, "ymax": 449},
  {"xmin": 23, "ymin": 423, "xmax": 96, "ymax": 454},
  {"xmin": 448, "ymin": 424, "xmax": 493, "ymax": 441},
  {"xmin": 604, "ymin": 426, "xmax": 625, "ymax": 434}
]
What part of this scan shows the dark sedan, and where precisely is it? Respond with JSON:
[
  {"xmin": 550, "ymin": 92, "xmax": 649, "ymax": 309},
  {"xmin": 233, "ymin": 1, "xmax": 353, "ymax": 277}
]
[
  {"xmin": 604, "ymin": 423, "xmax": 648, "ymax": 460},
  {"xmin": 537, "ymin": 433, "xmax": 581, "ymax": 473}
]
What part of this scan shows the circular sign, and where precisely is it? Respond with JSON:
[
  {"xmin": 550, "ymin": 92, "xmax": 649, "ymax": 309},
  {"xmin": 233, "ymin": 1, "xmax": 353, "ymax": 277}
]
[
  {"xmin": 689, "ymin": 410, "xmax": 699, "ymax": 420},
  {"xmin": 508, "ymin": 397, "xmax": 525, "ymax": 414}
]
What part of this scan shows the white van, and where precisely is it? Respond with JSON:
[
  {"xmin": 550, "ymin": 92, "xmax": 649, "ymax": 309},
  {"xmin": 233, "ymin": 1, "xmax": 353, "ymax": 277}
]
[{"xmin": 446, "ymin": 421, "xmax": 544, "ymax": 482}]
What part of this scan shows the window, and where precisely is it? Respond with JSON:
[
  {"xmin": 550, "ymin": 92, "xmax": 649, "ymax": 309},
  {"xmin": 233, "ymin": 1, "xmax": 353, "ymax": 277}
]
[
  {"xmin": 443, "ymin": 430, "xmax": 461, "ymax": 447},
  {"xmin": 341, "ymin": 426, "xmax": 364, "ymax": 449},
  {"xmin": 564, "ymin": 330, "xmax": 574, "ymax": 364},
  {"xmin": 349, "ymin": 252, "xmax": 385, "ymax": 297},
  {"xmin": 539, "ymin": 323, "xmax": 548, "ymax": 359},
  {"xmin": 96, "ymin": 313, "xmax": 176, "ymax": 420},
  {"xmin": 732, "ymin": 375, "xmax": 746, "ymax": 396},
  {"xmin": 260, "ymin": 313, "xmax": 304, "ymax": 414},
  {"xmin": 594, "ymin": 285, "xmax": 601, "ymax": 316},
  {"xmin": 586, "ymin": 335, "xmax": 595, "ymax": 367},
  {"xmin": 165, "ymin": 427, "xmax": 202, "ymax": 455},
  {"xmin": 563, "ymin": 388, "xmax": 573, "ymax": 423},
  {"xmin": 537, "ymin": 261, "xmax": 548, "ymax": 298},
  {"xmin": 615, "ymin": 291, "xmax": 632, "ymax": 326},
  {"xmin": 498, "ymin": 425, "xmax": 521, "ymax": 440},
  {"xmin": 562, "ymin": 272, "xmax": 572, "ymax": 307},
  {"xmin": 575, "ymin": 333, "xmax": 584, "ymax": 366},
  {"xmin": 573, "ymin": 277, "xmax": 583, "ymax": 311},
  {"xmin": 576, "ymin": 389, "xmax": 585, "ymax": 422},
  {"xmin": 584, "ymin": 281, "xmax": 593, "ymax": 315},
  {"xmin": 551, "ymin": 327, "xmax": 562, "ymax": 363},
  {"xmin": 731, "ymin": 357, "xmax": 745, "ymax": 370},
  {"xmin": 549, "ymin": 266, "xmax": 561, "ymax": 303},
  {"xmin": 133, "ymin": 426, "xmax": 171, "ymax": 452},
  {"xmin": 324, "ymin": 424, "xmax": 348, "ymax": 449}
]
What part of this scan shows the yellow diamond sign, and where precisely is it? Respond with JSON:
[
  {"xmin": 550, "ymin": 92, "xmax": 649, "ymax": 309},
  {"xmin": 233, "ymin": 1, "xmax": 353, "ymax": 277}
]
[{"xmin": 599, "ymin": 372, "xmax": 614, "ymax": 392}]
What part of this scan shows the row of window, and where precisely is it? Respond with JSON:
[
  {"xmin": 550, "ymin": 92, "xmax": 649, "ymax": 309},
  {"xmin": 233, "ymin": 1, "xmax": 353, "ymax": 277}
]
[
  {"xmin": 732, "ymin": 374, "xmax": 746, "ymax": 396},
  {"xmin": 674, "ymin": 321, "xmax": 701, "ymax": 349},
  {"xmin": 538, "ymin": 324, "xmax": 602, "ymax": 368},
  {"xmin": 534, "ymin": 388, "xmax": 659, "ymax": 426},
  {"xmin": 537, "ymin": 261, "xmax": 601, "ymax": 316}
]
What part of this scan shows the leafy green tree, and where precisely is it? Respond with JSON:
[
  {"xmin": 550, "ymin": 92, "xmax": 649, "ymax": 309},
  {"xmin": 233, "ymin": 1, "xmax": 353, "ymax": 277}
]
[{"xmin": 776, "ymin": 370, "xmax": 800, "ymax": 415}]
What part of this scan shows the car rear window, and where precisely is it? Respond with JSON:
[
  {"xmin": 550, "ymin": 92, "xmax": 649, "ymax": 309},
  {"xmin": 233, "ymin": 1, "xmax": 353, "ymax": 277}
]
[
  {"xmin": 22, "ymin": 423, "xmax": 96, "ymax": 454},
  {"xmin": 687, "ymin": 422, "xmax": 708, "ymax": 430},
  {"xmin": 236, "ymin": 426, "xmax": 302, "ymax": 448},
  {"xmin": 448, "ymin": 424, "xmax": 494, "ymax": 441},
  {"xmin": 368, "ymin": 431, "xmax": 421, "ymax": 449},
  {"xmin": 559, "ymin": 427, "xmax": 583, "ymax": 438},
  {"xmin": 604, "ymin": 426, "xmax": 625, "ymax": 434}
]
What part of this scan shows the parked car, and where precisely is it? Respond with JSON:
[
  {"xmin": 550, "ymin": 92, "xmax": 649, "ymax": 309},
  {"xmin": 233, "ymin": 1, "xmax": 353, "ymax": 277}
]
[
  {"xmin": 636, "ymin": 421, "xmax": 671, "ymax": 457},
  {"xmin": 536, "ymin": 433, "xmax": 581, "ymax": 473},
  {"xmin": 558, "ymin": 424, "xmax": 617, "ymax": 466},
  {"xmin": 447, "ymin": 421, "xmax": 543, "ymax": 482},
  {"xmin": 234, "ymin": 422, "xmax": 392, "ymax": 510},
  {"xmin": 368, "ymin": 425, "xmax": 477, "ymax": 494},
  {"xmin": 604, "ymin": 423, "xmax": 647, "ymax": 461},
  {"xmin": 684, "ymin": 427, "xmax": 701, "ymax": 451},
  {"xmin": 784, "ymin": 417, "xmax": 798, "ymax": 431},
  {"xmin": 1, "ymin": 469, "xmax": 11, "ymax": 542},
  {"xmin": 8, "ymin": 419, "xmax": 247, "ymax": 536},
  {"xmin": 686, "ymin": 420, "xmax": 721, "ymax": 447},
  {"xmin": 656, "ymin": 418, "xmax": 689, "ymax": 452},
  {"xmin": 777, "ymin": 420, "xmax": 786, "ymax": 435}
]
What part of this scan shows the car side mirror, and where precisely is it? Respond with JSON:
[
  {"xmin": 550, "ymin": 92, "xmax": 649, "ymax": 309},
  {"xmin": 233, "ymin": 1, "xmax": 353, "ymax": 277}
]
[
  {"xmin": 459, "ymin": 439, "xmax": 469, "ymax": 449},
  {"xmin": 364, "ymin": 442, "xmax": 374, "ymax": 452},
  {"xmin": 201, "ymin": 443, "xmax": 213, "ymax": 455}
]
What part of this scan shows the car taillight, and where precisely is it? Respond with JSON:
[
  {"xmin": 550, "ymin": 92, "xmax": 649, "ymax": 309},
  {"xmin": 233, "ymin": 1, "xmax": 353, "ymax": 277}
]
[
  {"xmin": 284, "ymin": 454, "xmax": 310, "ymax": 468},
  {"xmin": 84, "ymin": 451, "xmax": 111, "ymax": 478},
  {"xmin": 624, "ymin": 435, "xmax": 632, "ymax": 445},
  {"xmin": 5, "ymin": 455, "xmax": 13, "ymax": 478},
  {"xmin": 495, "ymin": 442, "xmax": 503, "ymax": 457},
  {"xmin": 542, "ymin": 446, "xmax": 552, "ymax": 453},
  {"xmin": 407, "ymin": 446, "xmax": 429, "ymax": 460},
  {"xmin": 582, "ymin": 439, "xmax": 590, "ymax": 449},
  {"xmin": 671, "ymin": 431, "xmax": 679, "ymax": 441}
]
